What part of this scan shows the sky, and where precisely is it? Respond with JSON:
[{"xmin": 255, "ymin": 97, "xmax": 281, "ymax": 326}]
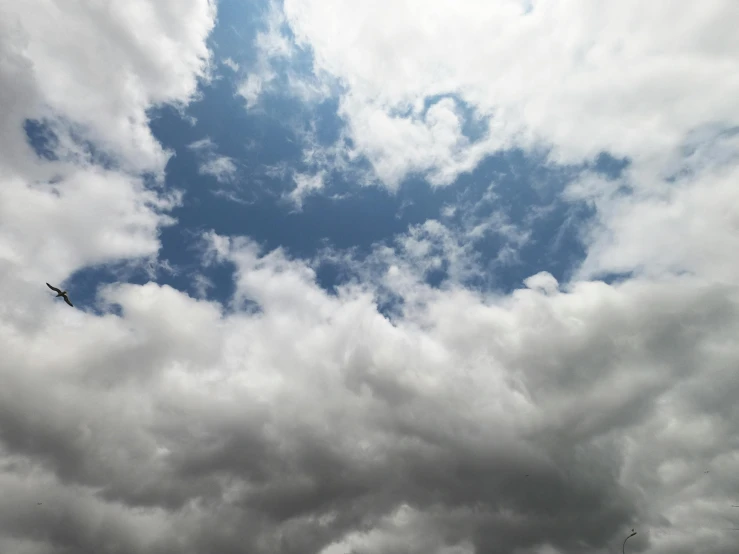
[{"xmin": 0, "ymin": 0, "xmax": 738, "ymax": 552}]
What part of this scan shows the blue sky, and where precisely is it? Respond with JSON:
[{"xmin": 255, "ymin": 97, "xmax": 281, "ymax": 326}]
[
  {"xmin": 42, "ymin": 0, "xmax": 630, "ymax": 312},
  {"xmin": 2, "ymin": 2, "xmax": 739, "ymax": 553}
]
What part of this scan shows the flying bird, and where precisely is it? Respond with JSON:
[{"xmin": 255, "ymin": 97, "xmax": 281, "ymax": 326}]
[{"xmin": 46, "ymin": 283, "xmax": 73, "ymax": 307}]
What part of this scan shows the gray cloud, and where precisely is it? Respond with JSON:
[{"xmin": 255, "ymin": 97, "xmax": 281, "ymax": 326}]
[{"xmin": 4, "ymin": 234, "xmax": 739, "ymax": 552}]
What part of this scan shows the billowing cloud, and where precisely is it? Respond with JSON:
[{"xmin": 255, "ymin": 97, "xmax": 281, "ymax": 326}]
[{"xmin": 4, "ymin": 231, "xmax": 739, "ymax": 552}]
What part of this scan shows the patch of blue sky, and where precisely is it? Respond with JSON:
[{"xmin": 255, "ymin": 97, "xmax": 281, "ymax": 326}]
[
  {"xmin": 209, "ymin": 0, "xmax": 265, "ymax": 68},
  {"xmin": 23, "ymin": 117, "xmax": 121, "ymax": 171},
  {"xmin": 23, "ymin": 119, "xmax": 58, "ymax": 162},
  {"xmin": 40, "ymin": 0, "xmax": 634, "ymax": 311}
]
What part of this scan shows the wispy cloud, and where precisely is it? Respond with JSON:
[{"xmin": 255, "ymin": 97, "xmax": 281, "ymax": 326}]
[
  {"xmin": 200, "ymin": 156, "xmax": 238, "ymax": 182},
  {"xmin": 188, "ymin": 137, "xmax": 239, "ymax": 182},
  {"xmin": 236, "ymin": 0, "xmax": 334, "ymax": 109},
  {"xmin": 236, "ymin": 0, "xmax": 293, "ymax": 109},
  {"xmin": 222, "ymin": 57, "xmax": 240, "ymax": 72},
  {"xmin": 285, "ymin": 170, "xmax": 325, "ymax": 210}
]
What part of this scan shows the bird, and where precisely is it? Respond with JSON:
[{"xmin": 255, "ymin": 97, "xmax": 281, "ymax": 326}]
[{"xmin": 46, "ymin": 283, "xmax": 73, "ymax": 307}]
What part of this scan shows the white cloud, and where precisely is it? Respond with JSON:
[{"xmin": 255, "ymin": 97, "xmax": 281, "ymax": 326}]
[
  {"xmin": 394, "ymin": 219, "xmax": 483, "ymax": 286},
  {"xmin": 569, "ymin": 131, "xmax": 739, "ymax": 282},
  {"xmin": 523, "ymin": 271, "xmax": 559, "ymax": 296},
  {"xmin": 188, "ymin": 137, "xmax": 239, "ymax": 182},
  {"xmin": 0, "ymin": 0, "xmax": 215, "ymax": 293},
  {"xmin": 286, "ymin": 69, "xmax": 333, "ymax": 104},
  {"xmin": 286, "ymin": 170, "xmax": 325, "ymax": 210},
  {"xmin": 0, "ymin": 168, "xmax": 181, "ymax": 282},
  {"xmin": 222, "ymin": 57, "xmax": 240, "ymax": 72},
  {"xmin": 236, "ymin": 0, "xmax": 333, "ymax": 109},
  {"xmin": 280, "ymin": 0, "xmax": 739, "ymax": 186},
  {"xmin": 237, "ymin": 71, "xmax": 277, "ymax": 109},
  {"xmin": 187, "ymin": 137, "xmax": 215, "ymax": 151},
  {"xmin": 191, "ymin": 273, "xmax": 214, "ymax": 299},
  {"xmin": 290, "ymin": 120, "xmax": 379, "ymax": 190},
  {"xmin": 254, "ymin": 2, "xmax": 294, "ymax": 59},
  {"xmin": 2, "ymin": 0, "xmax": 216, "ymax": 175},
  {"xmin": 236, "ymin": 0, "xmax": 293, "ymax": 109},
  {"xmin": 338, "ymin": 96, "xmax": 502, "ymax": 189},
  {"xmin": 200, "ymin": 156, "xmax": 238, "ymax": 182}
]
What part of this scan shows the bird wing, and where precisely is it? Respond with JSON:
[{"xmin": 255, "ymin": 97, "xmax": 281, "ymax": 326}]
[
  {"xmin": 46, "ymin": 283, "xmax": 62, "ymax": 294},
  {"xmin": 63, "ymin": 295, "xmax": 73, "ymax": 307}
]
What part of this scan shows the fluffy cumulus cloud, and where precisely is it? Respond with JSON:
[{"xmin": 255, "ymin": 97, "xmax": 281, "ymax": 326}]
[
  {"xmin": 281, "ymin": 0, "xmax": 739, "ymax": 187},
  {"xmin": 0, "ymin": 0, "xmax": 215, "ymax": 284},
  {"xmin": 5, "ymin": 233, "xmax": 739, "ymax": 553},
  {"xmin": 1, "ymin": 0, "xmax": 216, "ymax": 175},
  {"xmin": 1, "ymin": 2, "xmax": 739, "ymax": 554}
]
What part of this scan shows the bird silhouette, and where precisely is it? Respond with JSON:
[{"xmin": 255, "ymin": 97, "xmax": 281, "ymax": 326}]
[{"xmin": 46, "ymin": 283, "xmax": 73, "ymax": 307}]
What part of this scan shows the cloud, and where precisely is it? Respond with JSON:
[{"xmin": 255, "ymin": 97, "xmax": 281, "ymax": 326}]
[
  {"xmin": 570, "ymin": 131, "xmax": 739, "ymax": 283},
  {"xmin": 0, "ymin": 0, "xmax": 214, "ymax": 291},
  {"xmin": 188, "ymin": 138, "xmax": 215, "ymax": 151},
  {"xmin": 286, "ymin": 170, "xmax": 325, "ymax": 210},
  {"xmin": 237, "ymin": 71, "xmax": 277, "ymax": 110},
  {"xmin": 337, "ymin": 95, "xmax": 503, "ymax": 189},
  {"xmin": 523, "ymin": 271, "xmax": 559, "ymax": 296},
  {"xmin": 200, "ymin": 156, "xmax": 239, "ymax": 182},
  {"xmin": 236, "ymin": 0, "xmax": 333, "ymax": 110},
  {"xmin": 236, "ymin": 0, "xmax": 293, "ymax": 109},
  {"xmin": 0, "ymin": 167, "xmax": 181, "ymax": 282},
  {"xmin": 4, "ymin": 230, "xmax": 739, "ymax": 552},
  {"xmin": 188, "ymin": 137, "xmax": 239, "ymax": 182},
  {"xmin": 2, "ymin": 0, "xmax": 216, "ymax": 175},
  {"xmin": 279, "ymin": 0, "xmax": 739, "ymax": 187},
  {"xmin": 222, "ymin": 57, "xmax": 240, "ymax": 72}
]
